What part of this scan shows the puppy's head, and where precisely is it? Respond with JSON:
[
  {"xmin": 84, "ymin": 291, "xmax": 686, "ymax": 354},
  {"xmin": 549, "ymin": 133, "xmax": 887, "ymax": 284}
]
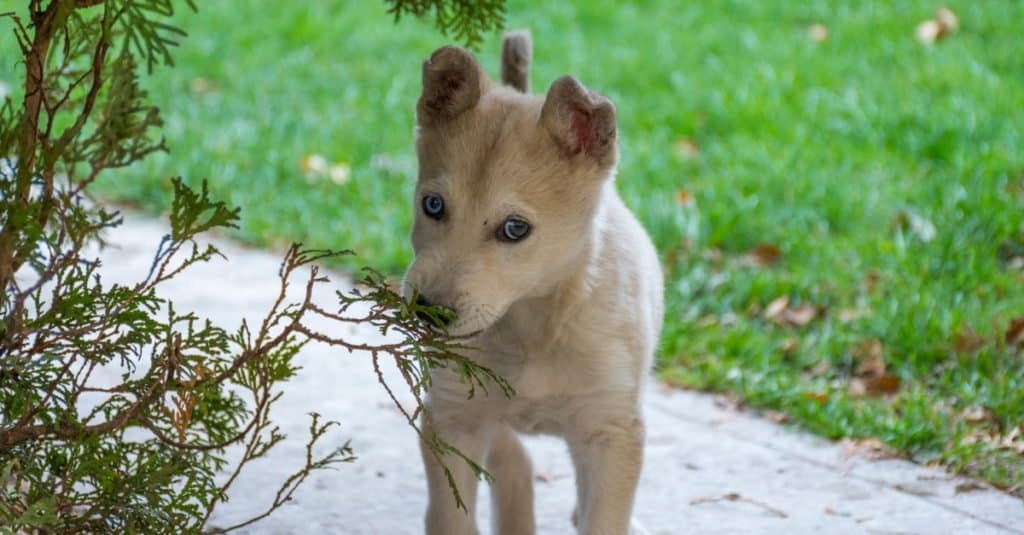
[{"xmin": 402, "ymin": 45, "xmax": 618, "ymax": 337}]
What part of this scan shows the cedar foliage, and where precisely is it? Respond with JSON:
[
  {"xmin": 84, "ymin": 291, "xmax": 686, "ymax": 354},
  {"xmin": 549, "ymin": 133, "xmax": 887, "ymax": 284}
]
[{"xmin": 0, "ymin": 1, "xmax": 506, "ymax": 532}]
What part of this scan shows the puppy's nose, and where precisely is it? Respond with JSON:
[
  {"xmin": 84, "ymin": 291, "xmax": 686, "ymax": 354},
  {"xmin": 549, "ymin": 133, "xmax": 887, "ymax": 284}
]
[{"xmin": 415, "ymin": 295, "xmax": 452, "ymax": 328}]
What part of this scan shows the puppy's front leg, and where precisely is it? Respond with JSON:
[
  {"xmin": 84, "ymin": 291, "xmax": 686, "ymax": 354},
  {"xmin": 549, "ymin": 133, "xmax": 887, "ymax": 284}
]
[
  {"xmin": 420, "ymin": 414, "xmax": 492, "ymax": 535},
  {"xmin": 568, "ymin": 415, "xmax": 645, "ymax": 535}
]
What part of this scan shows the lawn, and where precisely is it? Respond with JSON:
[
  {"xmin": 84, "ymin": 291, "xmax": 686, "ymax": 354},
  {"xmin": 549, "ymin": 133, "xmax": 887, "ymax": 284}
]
[{"xmin": 2, "ymin": 1, "xmax": 1022, "ymax": 491}]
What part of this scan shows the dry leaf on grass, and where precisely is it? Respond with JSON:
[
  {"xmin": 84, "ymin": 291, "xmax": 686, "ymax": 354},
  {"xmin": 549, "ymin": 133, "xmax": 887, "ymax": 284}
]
[
  {"xmin": 808, "ymin": 23, "xmax": 828, "ymax": 43},
  {"xmin": 806, "ymin": 360, "xmax": 831, "ymax": 378},
  {"xmin": 780, "ymin": 337, "xmax": 800, "ymax": 356},
  {"xmin": 675, "ymin": 138, "xmax": 700, "ymax": 159},
  {"xmin": 853, "ymin": 339, "xmax": 885, "ymax": 376},
  {"xmin": 676, "ymin": 189, "xmax": 695, "ymax": 207},
  {"xmin": 1005, "ymin": 317, "xmax": 1024, "ymax": 348},
  {"xmin": 916, "ymin": 6, "xmax": 958, "ymax": 45},
  {"xmin": 189, "ymin": 77, "xmax": 216, "ymax": 95},
  {"xmin": 838, "ymin": 307, "xmax": 870, "ymax": 323},
  {"xmin": 958, "ymin": 405, "xmax": 995, "ymax": 424},
  {"xmin": 892, "ymin": 208, "xmax": 936, "ymax": 242},
  {"xmin": 916, "ymin": 19, "xmax": 943, "ymax": 44},
  {"xmin": 328, "ymin": 163, "xmax": 352, "ymax": 185},
  {"xmin": 953, "ymin": 326, "xmax": 986, "ymax": 355},
  {"xmin": 300, "ymin": 153, "xmax": 329, "ymax": 182},
  {"xmin": 803, "ymin": 391, "xmax": 830, "ymax": 405},
  {"xmin": 849, "ymin": 375, "xmax": 902, "ymax": 397},
  {"xmin": 864, "ymin": 270, "xmax": 881, "ymax": 292},
  {"xmin": 745, "ymin": 243, "xmax": 782, "ymax": 267},
  {"xmin": 849, "ymin": 339, "xmax": 902, "ymax": 396},
  {"xmin": 301, "ymin": 154, "xmax": 352, "ymax": 185},
  {"xmin": 962, "ymin": 425, "xmax": 1024, "ymax": 455},
  {"xmin": 702, "ymin": 247, "xmax": 724, "ymax": 264},
  {"xmin": 763, "ymin": 296, "xmax": 821, "ymax": 328},
  {"xmin": 765, "ymin": 296, "xmax": 789, "ymax": 318},
  {"xmin": 935, "ymin": 7, "xmax": 959, "ymax": 33}
]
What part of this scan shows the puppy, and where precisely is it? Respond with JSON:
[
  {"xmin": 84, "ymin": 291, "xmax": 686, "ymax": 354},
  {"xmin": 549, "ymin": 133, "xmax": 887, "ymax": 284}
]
[{"xmin": 402, "ymin": 32, "xmax": 664, "ymax": 535}]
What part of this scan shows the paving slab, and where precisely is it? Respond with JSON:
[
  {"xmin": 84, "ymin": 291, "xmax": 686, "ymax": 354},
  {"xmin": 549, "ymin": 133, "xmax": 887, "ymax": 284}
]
[{"xmin": 92, "ymin": 215, "xmax": 1024, "ymax": 534}]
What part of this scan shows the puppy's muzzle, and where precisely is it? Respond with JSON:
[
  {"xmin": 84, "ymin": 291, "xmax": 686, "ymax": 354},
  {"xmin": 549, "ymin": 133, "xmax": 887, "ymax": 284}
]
[{"xmin": 415, "ymin": 295, "xmax": 453, "ymax": 328}]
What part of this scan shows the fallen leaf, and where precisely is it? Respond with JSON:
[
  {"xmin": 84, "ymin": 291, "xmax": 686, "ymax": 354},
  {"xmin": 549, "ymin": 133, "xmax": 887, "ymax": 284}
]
[
  {"xmin": 764, "ymin": 296, "xmax": 789, "ymax": 320},
  {"xmin": 785, "ymin": 304, "xmax": 819, "ymax": 326},
  {"xmin": 747, "ymin": 244, "xmax": 782, "ymax": 267},
  {"xmin": 916, "ymin": 19, "xmax": 942, "ymax": 44},
  {"xmin": 702, "ymin": 247, "xmax": 724, "ymax": 264},
  {"xmin": 808, "ymin": 23, "xmax": 828, "ymax": 43},
  {"xmin": 803, "ymin": 391, "xmax": 829, "ymax": 405},
  {"xmin": 852, "ymin": 339, "xmax": 885, "ymax": 376},
  {"xmin": 300, "ymin": 153, "xmax": 329, "ymax": 178},
  {"xmin": 780, "ymin": 337, "xmax": 800, "ymax": 356},
  {"xmin": 935, "ymin": 7, "xmax": 959, "ymax": 34},
  {"xmin": 328, "ymin": 163, "xmax": 351, "ymax": 185},
  {"xmin": 864, "ymin": 270, "xmax": 881, "ymax": 292},
  {"xmin": 838, "ymin": 307, "xmax": 869, "ymax": 323},
  {"xmin": 1005, "ymin": 317, "xmax": 1024, "ymax": 347},
  {"xmin": 675, "ymin": 138, "xmax": 700, "ymax": 159},
  {"xmin": 762, "ymin": 409, "xmax": 790, "ymax": 424},
  {"xmin": 849, "ymin": 339, "xmax": 901, "ymax": 396},
  {"xmin": 960, "ymin": 425, "xmax": 1024, "ymax": 455},
  {"xmin": 806, "ymin": 360, "xmax": 831, "ymax": 378},
  {"xmin": 954, "ymin": 481, "xmax": 987, "ymax": 494},
  {"xmin": 892, "ymin": 208, "xmax": 936, "ymax": 242},
  {"xmin": 953, "ymin": 327, "xmax": 986, "ymax": 355},
  {"xmin": 713, "ymin": 393, "xmax": 743, "ymax": 411},
  {"xmin": 893, "ymin": 483, "xmax": 936, "ymax": 497},
  {"xmin": 850, "ymin": 374, "xmax": 902, "ymax": 397},
  {"xmin": 535, "ymin": 470, "xmax": 555, "ymax": 483},
  {"xmin": 696, "ymin": 315, "xmax": 718, "ymax": 328},
  {"xmin": 676, "ymin": 189, "xmax": 695, "ymax": 207},
  {"xmin": 840, "ymin": 437, "xmax": 899, "ymax": 460},
  {"xmin": 762, "ymin": 296, "xmax": 821, "ymax": 327},
  {"xmin": 189, "ymin": 77, "xmax": 216, "ymax": 95}
]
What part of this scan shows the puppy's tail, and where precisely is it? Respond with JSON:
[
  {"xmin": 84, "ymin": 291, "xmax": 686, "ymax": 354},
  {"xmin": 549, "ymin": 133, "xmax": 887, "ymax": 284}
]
[{"xmin": 501, "ymin": 30, "xmax": 532, "ymax": 93}]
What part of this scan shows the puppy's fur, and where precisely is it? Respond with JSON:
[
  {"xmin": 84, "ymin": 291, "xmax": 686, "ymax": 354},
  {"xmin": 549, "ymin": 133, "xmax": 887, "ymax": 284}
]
[{"xmin": 402, "ymin": 33, "xmax": 664, "ymax": 535}]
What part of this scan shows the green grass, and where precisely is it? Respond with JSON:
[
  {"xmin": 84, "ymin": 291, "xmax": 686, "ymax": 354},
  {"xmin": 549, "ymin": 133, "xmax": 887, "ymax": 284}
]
[{"xmin": 3, "ymin": 1, "xmax": 1023, "ymax": 491}]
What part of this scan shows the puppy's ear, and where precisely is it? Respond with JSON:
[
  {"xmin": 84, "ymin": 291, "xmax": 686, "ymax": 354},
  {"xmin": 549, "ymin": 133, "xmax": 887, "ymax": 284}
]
[
  {"xmin": 540, "ymin": 76, "xmax": 617, "ymax": 166},
  {"xmin": 417, "ymin": 46, "xmax": 484, "ymax": 126},
  {"xmin": 501, "ymin": 30, "xmax": 531, "ymax": 92}
]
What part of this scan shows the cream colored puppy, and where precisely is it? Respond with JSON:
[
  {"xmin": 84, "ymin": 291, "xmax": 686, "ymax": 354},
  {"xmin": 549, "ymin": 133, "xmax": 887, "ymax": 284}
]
[{"xmin": 402, "ymin": 33, "xmax": 664, "ymax": 535}]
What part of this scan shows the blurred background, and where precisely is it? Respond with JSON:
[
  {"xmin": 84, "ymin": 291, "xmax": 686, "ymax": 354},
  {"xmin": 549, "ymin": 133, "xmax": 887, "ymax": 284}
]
[{"xmin": 1, "ymin": 0, "xmax": 1021, "ymax": 492}]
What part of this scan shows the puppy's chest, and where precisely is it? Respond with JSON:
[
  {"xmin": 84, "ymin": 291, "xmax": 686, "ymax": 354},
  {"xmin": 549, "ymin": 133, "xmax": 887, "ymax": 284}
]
[{"xmin": 476, "ymin": 336, "xmax": 610, "ymax": 435}]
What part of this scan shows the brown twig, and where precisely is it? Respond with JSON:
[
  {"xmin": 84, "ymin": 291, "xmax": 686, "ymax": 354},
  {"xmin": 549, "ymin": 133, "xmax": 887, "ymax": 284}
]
[{"xmin": 689, "ymin": 492, "xmax": 789, "ymax": 518}]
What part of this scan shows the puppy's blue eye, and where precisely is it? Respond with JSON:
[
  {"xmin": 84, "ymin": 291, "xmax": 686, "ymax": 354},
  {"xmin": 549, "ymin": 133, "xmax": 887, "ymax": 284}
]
[
  {"xmin": 422, "ymin": 195, "xmax": 444, "ymax": 219},
  {"xmin": 500, "ymin": 217, "xmax": 531, "ymax": 242}
]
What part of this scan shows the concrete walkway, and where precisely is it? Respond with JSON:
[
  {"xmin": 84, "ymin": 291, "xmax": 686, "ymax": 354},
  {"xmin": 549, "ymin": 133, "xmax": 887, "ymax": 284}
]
[{"xmin": 97, "ymin": 215, "xmax": 1024, "ymax": 534}]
